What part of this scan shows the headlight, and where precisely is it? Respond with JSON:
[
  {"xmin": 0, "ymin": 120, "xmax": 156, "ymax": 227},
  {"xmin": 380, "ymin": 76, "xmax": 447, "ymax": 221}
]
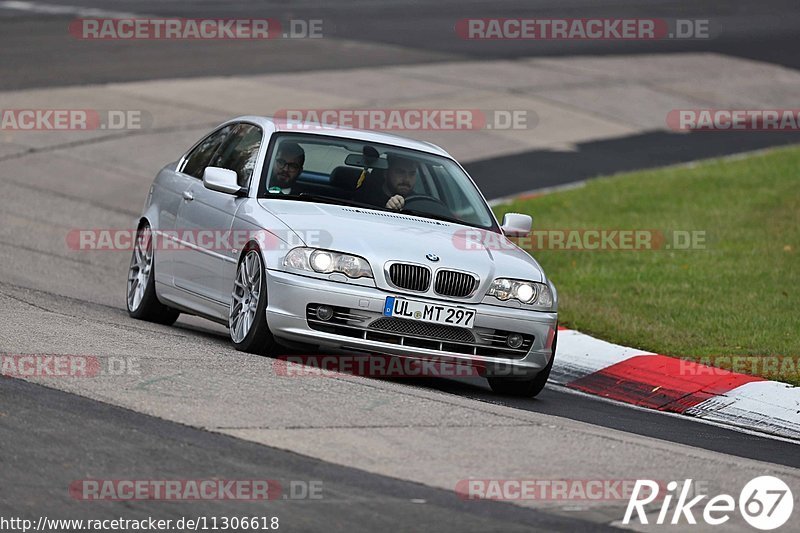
[
  {"xmin": 310, "ymin": 250, "xmax": 334, "ymax": 272},
  {"xmin": 283, "ymin": 247, "xmax": 373, "ymax": 279},
  {"xmin": 487, "ymin": 278, "xmax": 553, "ymax": 307}
]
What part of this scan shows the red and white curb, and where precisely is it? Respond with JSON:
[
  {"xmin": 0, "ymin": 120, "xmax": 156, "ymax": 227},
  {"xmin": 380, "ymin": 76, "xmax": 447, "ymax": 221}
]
[{"xmin": 551, "ymin": 327, "xmax": 800, "ymax": 441}]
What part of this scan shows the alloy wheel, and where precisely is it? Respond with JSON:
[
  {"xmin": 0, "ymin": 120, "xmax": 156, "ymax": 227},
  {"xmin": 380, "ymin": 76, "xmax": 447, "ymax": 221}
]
[
  {"xmin": 127, "ymin": 226, "xmax": 153, "ymax": 312},
  {"xmin": 230, "ymin": 250, "xmax": 262, "ymax": 343}
]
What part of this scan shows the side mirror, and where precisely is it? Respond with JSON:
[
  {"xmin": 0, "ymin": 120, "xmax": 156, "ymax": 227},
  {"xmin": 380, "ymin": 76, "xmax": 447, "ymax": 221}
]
[
  {"xmin": 501, "ymin": 213, "xmax": 532, "ymax": 237},
  {"xmin": 203, "ymin": 167, "xmax": 244, "ymax": 195}
]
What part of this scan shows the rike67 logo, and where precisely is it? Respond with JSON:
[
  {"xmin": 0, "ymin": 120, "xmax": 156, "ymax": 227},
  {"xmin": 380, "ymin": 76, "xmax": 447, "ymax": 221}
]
[{"xmin": 624, "ymin": 477, "xmax": 794, "ymax": 530}]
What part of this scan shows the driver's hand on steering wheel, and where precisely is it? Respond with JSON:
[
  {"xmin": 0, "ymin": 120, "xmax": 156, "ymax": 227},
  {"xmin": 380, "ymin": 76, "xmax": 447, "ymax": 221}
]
[{"xmin": 385, "ymin": 195, "xmax": 405, "ymax": 211}]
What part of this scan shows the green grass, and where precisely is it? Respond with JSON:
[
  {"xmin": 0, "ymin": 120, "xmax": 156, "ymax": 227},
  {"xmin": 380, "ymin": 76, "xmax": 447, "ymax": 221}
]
[{"xmin": 493, "ymin": 146, "xmax": 800, "ymax": 384}]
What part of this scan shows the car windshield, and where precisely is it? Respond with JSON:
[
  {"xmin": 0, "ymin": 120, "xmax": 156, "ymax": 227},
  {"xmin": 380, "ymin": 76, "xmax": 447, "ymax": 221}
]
[{"xmin": 259, "ymin": 134, "xmax": 498, "ymax": 230}]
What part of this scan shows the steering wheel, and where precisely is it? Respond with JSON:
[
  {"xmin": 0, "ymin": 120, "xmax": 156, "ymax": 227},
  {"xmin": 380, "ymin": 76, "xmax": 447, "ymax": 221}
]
[
  {"xmin": 402, "ymin": 195, "xmax": 455, "ymax": 218},
  {"xmin": 403, "ymin": 194, "xmax": 448, "ymax": 208}
]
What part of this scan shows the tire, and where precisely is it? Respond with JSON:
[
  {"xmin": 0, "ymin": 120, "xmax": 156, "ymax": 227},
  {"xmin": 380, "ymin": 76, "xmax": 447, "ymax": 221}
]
[
  {"xmin": 229, "ymin": 247, "xmax": 278, "ymax": 355},
  {"xmin": 126, "ymin": 223, "xmax": 180, "ymax": 325},
  {"xmin": 488, "ymin": 329, "xmax": 557, "ymax": 397}
]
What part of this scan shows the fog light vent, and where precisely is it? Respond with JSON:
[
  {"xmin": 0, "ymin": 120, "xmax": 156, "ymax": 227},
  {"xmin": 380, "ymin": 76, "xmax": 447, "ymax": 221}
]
[
  {"xmin": 316, "ymin": 305, "xmax": 334, "ymax": 321},
  {"xmin": 506, "ymin": 333, "xmax": 524, "ymax": 349}
]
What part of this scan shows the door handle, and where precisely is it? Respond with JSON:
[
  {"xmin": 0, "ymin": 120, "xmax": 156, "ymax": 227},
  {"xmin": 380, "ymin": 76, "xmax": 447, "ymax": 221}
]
[{"xmin": 182, "ymin": 191, "xmax": 194, "ymax": 201}]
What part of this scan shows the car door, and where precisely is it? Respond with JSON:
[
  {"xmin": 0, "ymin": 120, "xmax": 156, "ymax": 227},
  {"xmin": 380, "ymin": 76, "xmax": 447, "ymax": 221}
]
[
  {"xmin": 173, "ymin": 123, "xmax": 263, "ymax": 314},
  {"xmin": 159, "ymin": 124, "xmax": 234, "ymax": 285}
]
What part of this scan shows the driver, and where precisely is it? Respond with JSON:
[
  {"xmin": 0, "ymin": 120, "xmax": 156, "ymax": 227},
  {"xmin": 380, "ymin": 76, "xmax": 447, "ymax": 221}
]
[{"xmin": 356, "ymin": 153, "xmax": 418, "ymax": 210}]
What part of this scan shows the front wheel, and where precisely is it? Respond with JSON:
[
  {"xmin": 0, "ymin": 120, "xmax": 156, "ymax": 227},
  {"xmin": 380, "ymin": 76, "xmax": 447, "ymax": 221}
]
[
  {"xmin": 229, "ymin": 248, "xmax": 278, "ymax": 355},
  {"xmin": 126, "ymin": 223, "xmax": 180, "ymax": 325},
  {"xmin": 488, "ymin": 329, "xmax": 557, "ymax": 397}
]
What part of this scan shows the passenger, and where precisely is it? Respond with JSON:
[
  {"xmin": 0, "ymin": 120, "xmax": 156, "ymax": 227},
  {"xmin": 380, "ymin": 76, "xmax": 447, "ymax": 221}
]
[{"xmin": 269, "ymin": 142, "xmax": 305, "ymax": 194}]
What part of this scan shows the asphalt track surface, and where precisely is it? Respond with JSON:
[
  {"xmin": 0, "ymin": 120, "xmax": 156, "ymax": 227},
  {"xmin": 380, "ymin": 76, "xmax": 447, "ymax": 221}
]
[
  {"xmin": 1, "ymin": 1, "xmax": 800, "ymax": 531},
  {"xmin": 0, "ymin": 378, "xmax": 609, "ymax": 532},
  {"xmin": 1, "ymin": 283, "xmax": 799, "ymax": 528},
  {"xmin": 2, "ymin": 0, "xmax": 800, "ymax": 90},
  {"xmin": 3, "ymin": 0, "xmax": 800, "ymax": 196},
  {"xmin": 466, "ymin": 129, "xmax": 800, "ymax": 200}
]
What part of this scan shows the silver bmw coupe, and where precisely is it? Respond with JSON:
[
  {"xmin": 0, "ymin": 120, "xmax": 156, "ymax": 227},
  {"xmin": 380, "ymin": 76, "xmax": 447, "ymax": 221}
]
[{"xmin": 127, "ymin": 116, "xmax": 558, "ymax": 396}]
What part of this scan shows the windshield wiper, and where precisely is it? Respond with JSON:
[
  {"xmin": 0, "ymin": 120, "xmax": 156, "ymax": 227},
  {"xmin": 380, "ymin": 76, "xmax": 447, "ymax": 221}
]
[
  {"xmin": 266, "ymin": 193, "xmax": 386, "ymax": 211},
  {"xmin": 399, "ymin": 208, "xmax": 468, "ymax": 226},
  {"xmin": 265, "ymin": 194, "xmax": 488, "ymax": 229},
  {"xmin": 399, "ymin": 209, "xmax": 493, "ymax": 231}
]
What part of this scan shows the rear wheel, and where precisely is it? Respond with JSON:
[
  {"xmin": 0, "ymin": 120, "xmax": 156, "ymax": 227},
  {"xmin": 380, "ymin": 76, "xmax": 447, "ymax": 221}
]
[
  {"xmin": 126, "ymin": 223, "xmax": 180, "ymax": 325},
  {"xmin": 229, "ymin": 248, "xmax": 278, "ymax": 355},
  {"xmin": 488, "ymin": 329, "xmax": 557, "ymax": 397}
]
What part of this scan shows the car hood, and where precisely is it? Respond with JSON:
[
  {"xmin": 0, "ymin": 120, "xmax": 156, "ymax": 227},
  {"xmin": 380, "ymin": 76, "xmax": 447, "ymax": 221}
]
[{"xmin": 258, "ymin": 200, "xmax": 547, "ymax": 299}]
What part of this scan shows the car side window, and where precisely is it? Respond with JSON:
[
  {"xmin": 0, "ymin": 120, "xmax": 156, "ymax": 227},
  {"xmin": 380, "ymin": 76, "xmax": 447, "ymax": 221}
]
[
  {"xmin": 181, "ymin": 125, "xmax": 234, "ymax": 179},
  {"xmin": 209, "ymin": 124, "xmax": 263, "ymax": 188}
]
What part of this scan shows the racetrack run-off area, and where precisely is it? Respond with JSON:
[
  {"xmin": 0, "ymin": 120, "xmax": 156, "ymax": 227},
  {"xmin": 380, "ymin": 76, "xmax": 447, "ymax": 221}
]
[{"xmin": 1, "ymin": 2, "xmax": 799, "ymax": 530}]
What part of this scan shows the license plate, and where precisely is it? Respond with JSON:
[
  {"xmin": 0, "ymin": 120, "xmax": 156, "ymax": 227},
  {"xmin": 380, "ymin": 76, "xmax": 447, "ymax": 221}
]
[{"xmin": 383, "ymin": 296, "xmax": 476, "ymax": 328}]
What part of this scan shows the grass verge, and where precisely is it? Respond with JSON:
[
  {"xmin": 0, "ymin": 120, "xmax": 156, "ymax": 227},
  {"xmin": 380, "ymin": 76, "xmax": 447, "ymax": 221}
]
[{"xmin": 493, "ymin": 146, "xmax": 800, "ymax": 384}]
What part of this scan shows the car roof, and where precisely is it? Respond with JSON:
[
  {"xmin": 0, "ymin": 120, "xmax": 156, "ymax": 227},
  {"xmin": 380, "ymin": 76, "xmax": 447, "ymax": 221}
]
[{"xmin": 226, "ymin": 115, "xmax": 453, "ymax": 159}]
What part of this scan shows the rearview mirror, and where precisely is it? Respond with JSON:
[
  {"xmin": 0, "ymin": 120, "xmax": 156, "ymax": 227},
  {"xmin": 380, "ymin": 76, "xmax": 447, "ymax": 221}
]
[
  {"xmin": 203, "ymin": 167, "xmax": 243, "ymax": 195},
  {"xmin": 501, "ymin": 213, "xmax": 532, "ymax": 237},
  {"xmin": 344, "ymin": 153, "xmax": 388, "ymax": 169}
]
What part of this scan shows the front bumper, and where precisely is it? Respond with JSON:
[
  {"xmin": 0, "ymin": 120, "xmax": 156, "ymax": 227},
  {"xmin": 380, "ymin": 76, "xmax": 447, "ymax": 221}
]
[{"xmin": 265, "ymin": 269, "xmax": 558, "ymax": 378}]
